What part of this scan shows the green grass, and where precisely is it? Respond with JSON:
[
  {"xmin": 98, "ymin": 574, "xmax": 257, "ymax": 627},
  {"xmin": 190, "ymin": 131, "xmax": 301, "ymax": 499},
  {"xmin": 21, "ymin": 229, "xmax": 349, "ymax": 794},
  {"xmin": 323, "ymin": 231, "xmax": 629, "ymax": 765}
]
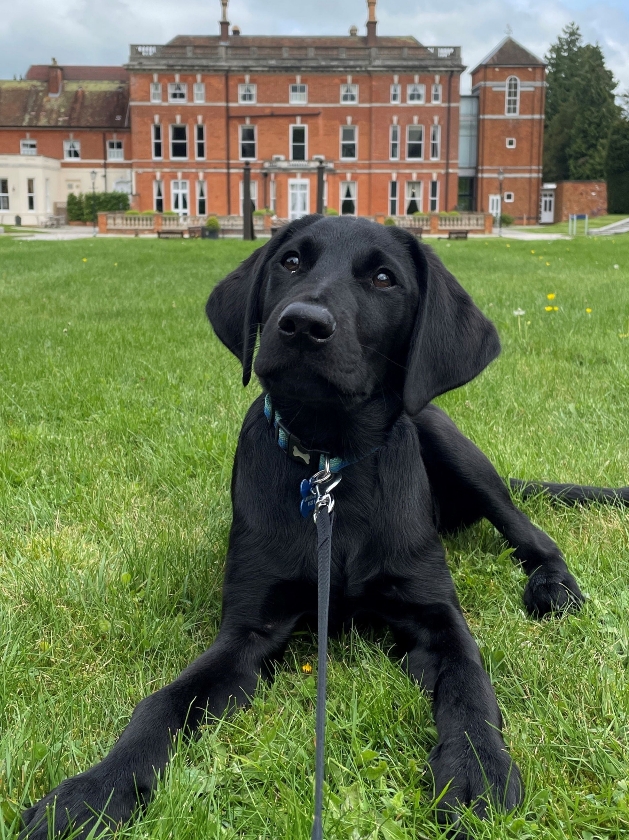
[
  {"xmin": 513, "ymin": 214, "xmax": 628, "ymax": 235},
  {"xmin": 1, "ymin": 234, "xmax": 628, "ymax": 839}
]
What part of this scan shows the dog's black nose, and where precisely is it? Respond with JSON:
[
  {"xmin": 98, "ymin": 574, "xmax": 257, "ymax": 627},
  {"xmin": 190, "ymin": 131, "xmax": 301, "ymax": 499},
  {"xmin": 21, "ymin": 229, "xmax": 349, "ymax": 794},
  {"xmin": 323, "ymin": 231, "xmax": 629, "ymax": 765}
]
[{"xmin": 278, "ymin": 303, "xmax": 336, "ymax": 345}]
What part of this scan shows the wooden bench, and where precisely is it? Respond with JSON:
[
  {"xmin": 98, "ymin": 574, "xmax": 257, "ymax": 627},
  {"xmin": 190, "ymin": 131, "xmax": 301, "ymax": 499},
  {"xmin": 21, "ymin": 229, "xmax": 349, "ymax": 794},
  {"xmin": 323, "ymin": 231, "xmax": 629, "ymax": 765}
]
[
  {"xmin": 447, "ymin": 230, "xmax": 469, "ymax": 240},
  {"xmin": 187, "ymin": 226, "xmax": 202, "ymax": 239},
  {"xmin": 157, "ymin": 230, "xmax": 185, "ymax": 239}
]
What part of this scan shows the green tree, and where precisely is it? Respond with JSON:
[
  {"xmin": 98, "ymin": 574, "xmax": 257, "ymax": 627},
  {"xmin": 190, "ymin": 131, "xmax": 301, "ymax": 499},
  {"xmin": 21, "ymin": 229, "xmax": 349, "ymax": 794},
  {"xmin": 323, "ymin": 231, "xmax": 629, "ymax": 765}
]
[
  {"xmin": 543, "ymin": 24, "xmax": 619, "ymax": 181},
  {"xmin": 605, "ymin": 119, "xmax": 629, "ymax": 213}
]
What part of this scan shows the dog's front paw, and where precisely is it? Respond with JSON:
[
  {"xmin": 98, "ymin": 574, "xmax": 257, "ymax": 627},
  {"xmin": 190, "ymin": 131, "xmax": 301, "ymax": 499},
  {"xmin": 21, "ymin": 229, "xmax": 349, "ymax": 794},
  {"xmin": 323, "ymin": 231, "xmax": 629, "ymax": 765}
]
[
  {"xmin": 427, "ymin": 732, "xmax": 523, "ymax": 827},
  {"xmin": 20, "ymin": 763, "xmax": 143, "ymax": 840},
  {"xmin": 523, "ymin": 568, "xmax": 584, "ymax": 617}
]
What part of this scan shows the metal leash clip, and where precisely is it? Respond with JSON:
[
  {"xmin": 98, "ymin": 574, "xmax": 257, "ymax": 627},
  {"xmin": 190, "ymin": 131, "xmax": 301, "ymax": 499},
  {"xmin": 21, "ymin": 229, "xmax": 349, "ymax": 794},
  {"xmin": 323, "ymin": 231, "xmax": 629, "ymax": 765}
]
[{"xmin": 299, "ymin": 456, "xmax": 342, "ymax": 520}]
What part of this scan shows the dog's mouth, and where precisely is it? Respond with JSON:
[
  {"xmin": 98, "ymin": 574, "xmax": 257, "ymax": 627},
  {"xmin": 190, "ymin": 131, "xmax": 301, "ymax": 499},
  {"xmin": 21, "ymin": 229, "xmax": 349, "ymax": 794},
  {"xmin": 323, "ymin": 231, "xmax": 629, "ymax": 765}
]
[{"xmin": 256, "ymin": 363, "xmax": 369, "ymax": 408}]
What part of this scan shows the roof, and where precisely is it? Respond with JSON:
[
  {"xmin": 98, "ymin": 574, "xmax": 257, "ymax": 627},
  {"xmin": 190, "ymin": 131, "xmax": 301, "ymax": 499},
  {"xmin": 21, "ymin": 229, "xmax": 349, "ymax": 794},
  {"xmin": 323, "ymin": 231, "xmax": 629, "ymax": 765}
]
[
  {"xmin": 25, "ymin": 65, "xmax": 129, "ymax": 82},
  {"xmin": 167, "ymin": 34, "xmax": 419, "ymax": 48},
  {"xmin": 471, "ymin": 37, "xmax": 545, "ymax": 74},
  {"xmin": 0, "ymin": 79, "xmax": 129, "ymax": 128}
]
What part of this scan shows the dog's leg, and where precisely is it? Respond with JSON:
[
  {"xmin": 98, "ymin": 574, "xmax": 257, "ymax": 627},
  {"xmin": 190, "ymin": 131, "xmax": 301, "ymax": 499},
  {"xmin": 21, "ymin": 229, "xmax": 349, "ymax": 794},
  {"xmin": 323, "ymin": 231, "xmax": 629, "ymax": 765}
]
[
  {"xmin": 415, "ymin": 404, "xmax": 584, "ymax": 616},
  {"xmin": 20, "ymin": 616, "xmax": 295, "ymax": 840},
  {"xmin": 383, "ymin": 593, "xmax": 523, "ymax": 825}
]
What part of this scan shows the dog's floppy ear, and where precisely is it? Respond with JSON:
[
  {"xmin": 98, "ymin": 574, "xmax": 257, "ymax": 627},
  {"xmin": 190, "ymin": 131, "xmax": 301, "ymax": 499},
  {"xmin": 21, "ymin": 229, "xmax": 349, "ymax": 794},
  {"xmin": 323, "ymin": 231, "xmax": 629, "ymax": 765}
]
[
  {"xmin": 392, "ymin": 229, "xmax": 501, "ymax": 417},
  {"xmin": 206, "ymin": 214, "xmax": 323, "ymax": 386}
]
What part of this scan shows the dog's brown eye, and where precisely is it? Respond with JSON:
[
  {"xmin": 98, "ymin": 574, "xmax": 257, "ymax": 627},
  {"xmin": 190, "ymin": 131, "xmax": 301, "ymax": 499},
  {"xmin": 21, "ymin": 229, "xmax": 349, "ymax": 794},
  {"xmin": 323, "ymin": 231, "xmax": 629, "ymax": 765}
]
[
  {"xmin": 373, "ymin": 270, "xmax": 394, "ymax": 289},
  {"xmin": 282, "ymin": 253, "xmax": 300, "ymax": 273}
]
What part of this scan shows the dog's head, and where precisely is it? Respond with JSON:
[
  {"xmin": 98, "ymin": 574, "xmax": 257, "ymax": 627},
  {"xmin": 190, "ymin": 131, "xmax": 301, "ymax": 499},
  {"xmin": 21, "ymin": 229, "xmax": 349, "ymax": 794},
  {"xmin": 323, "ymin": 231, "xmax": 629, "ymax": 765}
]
[{"xmin": 207, "ymin": 215, "xmax": 499, "ymax": 417}]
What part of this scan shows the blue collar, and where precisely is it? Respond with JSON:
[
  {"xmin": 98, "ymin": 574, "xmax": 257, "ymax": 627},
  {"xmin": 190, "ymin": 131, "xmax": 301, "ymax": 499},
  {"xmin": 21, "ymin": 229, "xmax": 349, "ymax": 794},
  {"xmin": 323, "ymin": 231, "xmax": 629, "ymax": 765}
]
[{"xmin": 264, "ymin": 394, "xmax": 359, "ymax": 473}]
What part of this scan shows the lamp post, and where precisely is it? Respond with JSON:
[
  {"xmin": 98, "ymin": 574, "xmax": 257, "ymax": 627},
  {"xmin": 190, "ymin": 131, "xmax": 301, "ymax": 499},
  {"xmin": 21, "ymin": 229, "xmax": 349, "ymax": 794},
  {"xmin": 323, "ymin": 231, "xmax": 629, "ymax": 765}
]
[
  {"xmin": 497, "ymin": 168, "xmax": 504, "ymax": 238},
  {"xmin": 90, "ymin": 170, "xmax": 97, "ymax": 237}
]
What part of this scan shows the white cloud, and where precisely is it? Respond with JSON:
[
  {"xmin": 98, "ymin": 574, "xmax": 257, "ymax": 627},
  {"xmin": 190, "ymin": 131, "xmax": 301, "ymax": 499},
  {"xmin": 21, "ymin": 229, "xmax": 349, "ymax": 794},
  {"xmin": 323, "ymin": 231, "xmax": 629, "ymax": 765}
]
[{"xmin": 1, "ymin": 0, "xmax": 627, "ymax": 94}]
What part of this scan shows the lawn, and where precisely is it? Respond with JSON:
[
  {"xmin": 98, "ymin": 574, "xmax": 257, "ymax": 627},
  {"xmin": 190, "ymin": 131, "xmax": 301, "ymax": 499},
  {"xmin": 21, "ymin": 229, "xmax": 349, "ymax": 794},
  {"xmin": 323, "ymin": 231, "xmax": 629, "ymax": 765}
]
[{"xmin": 0, "ymin": 233, "xmax": 628, "ymax": 839}]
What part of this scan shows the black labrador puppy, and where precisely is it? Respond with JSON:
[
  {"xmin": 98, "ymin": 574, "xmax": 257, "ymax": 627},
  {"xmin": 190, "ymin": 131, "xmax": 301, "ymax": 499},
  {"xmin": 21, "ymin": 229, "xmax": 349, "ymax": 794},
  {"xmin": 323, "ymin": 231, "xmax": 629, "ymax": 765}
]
[{"xmin": 23, "ymin": 215, "xmax": 595, "ymax": 837}]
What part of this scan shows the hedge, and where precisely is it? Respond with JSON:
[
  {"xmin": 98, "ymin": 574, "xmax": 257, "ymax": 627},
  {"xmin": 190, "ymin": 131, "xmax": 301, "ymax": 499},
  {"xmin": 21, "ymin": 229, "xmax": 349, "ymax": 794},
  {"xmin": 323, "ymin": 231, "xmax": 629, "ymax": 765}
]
[{"xmin": 67, "ymin": 191, "xmax": 130, "ymax": 222}]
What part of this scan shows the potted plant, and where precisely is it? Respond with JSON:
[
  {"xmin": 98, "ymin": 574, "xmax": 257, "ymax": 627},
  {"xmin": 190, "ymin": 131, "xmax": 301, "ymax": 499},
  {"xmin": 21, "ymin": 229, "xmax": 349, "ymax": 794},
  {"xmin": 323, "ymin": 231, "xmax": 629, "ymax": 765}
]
[{"xmin": 202, "ymin": 215, "xmax": 221, "ymax": 239}]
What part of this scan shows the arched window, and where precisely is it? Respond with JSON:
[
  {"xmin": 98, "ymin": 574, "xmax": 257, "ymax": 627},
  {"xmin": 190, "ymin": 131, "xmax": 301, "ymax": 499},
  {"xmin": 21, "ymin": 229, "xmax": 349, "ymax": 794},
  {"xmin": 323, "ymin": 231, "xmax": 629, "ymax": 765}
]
[{"xmin": 506, "ymin": 76, "xmax": 520, "ymax": 115}]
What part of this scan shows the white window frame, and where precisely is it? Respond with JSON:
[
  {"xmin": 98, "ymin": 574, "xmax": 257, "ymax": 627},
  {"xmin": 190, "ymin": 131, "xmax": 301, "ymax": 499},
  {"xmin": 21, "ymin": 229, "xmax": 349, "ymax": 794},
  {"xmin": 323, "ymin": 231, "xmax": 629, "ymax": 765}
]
[
  {"xmin": 430, "ymin": 124, "xmax": 441, "ymax": 160},
  {"xmin": 239, "ymin": 179, "xmax": 258, "ymax": 215},
  {"xmin": 193, "ymin": 82, "xmax": 205, "ymax": 103},
  {"xmin": 504, "ymin": 192, "xmax": 515, "ymax": 203},
  {"xmin": 429, "ymin": 180, "xmax": 439, "ymax": 212},
  {"xmin": 290, "ymin": 124, "xmax": 307, "ymax": 161},
  {"xmin": 153, "ymin": 179, "xmax": 164, "ymax": 212},
  {"xmin": 340, "ymin": 125, "xmax": 357, "ymax": 160},
  {"xmin": 195, "ymin": 124, "xmax": 206, "ymax": 160},
  {"xmin": 20, "ymin": 139, "xmax": 37, "ymax": 155},
  {"xmin": 390, "ymin": 124, "xmax": 400, "ymax": 161},
  {"xmin": 405, "ymin": 181, "xmax": 423, "ymax": 215},
  {"xmin": 170, "ymin": 124, "xmax": 188, "ymax": 159},
  {"xmin": 431, "ymin": 84, "xmax": 442, "ymax": 104},
  {"xmin": 340, "ymin": 180, "xmax": 357, "ymax": 216},
  {"xmin": 150, "ymin": 82, "xmax": 162, "ymax": 103},
  {"xmin": 239, "ymin": 124, "xmax": 256, "ymax": 160},
  {"xmin": 238, "ymin": 83, "xmax": 257, "ymax": 104},
  {"xmin": 407, "ymin": 83, "xmax": 425, "ymax": 103},
  {"xmin": 506, "ymin": 76, "xmax": 520, "ymax": 116},
  {"xmin": 63, "ymin": 140, "xmax": 81, "ymax": 159},
  {"xmin": 197, "ymin": 180, "xmax": 207, "ymax": 215},
  {"xmin": 171, "ymin": 179, "xmax": 189, "ymax": 216},
  {"xmin": 168, "ymin": 82, "xmax": 187, "ymax": 102},
  {"xmin": 340, "ymin": 83, "xmax": 358, "ymax": 104},
  {"xmin": 27, "ymin": 178, "xmax": 35, "ymax": 211},
  {"xmin": 406, "ymin": 125, "xmax": 424, "ymax": 160},
  {"xmin": 390, "ymin": 84, "xmax": 401, "ymax": 103},
  {"xmin": 107, "ymin": 139, "xmax": 124, "ymax": 161},
  {"xmin": 389, "ymin": 180, "xmax": 398, "ymax": 216},
  {"xmin": 152, "ymin": 124, "xmax": 163, "ymax": 160},
  {"xmin": 0, "ymin": 178, "xmax": 9, "ymax": 210},
  {"xmin": 288, "ymin": 179, "xmax": 309, "ymax": 220},
  {"xmin": 289, "ymin": 83, "xmax": 307, "ymax": 104},
  {"xmin": 506, "ymin": 137, "xmax": 516, "ymax": 148}
]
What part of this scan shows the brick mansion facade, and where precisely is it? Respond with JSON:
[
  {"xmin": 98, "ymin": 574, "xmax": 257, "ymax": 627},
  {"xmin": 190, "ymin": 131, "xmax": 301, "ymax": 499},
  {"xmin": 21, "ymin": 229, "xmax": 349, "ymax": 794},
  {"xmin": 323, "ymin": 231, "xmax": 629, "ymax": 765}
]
[{"xmin": 0, "ymin": 0, "xmax": 547, "ymax": 225}]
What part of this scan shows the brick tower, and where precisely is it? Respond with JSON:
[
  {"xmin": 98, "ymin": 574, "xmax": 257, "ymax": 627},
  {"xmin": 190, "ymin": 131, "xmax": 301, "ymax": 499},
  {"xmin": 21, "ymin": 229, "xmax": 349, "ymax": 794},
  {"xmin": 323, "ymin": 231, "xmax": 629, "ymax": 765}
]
[{"xmin": 471, "ymin": 37, "xmax": 545, "ymax": 224}]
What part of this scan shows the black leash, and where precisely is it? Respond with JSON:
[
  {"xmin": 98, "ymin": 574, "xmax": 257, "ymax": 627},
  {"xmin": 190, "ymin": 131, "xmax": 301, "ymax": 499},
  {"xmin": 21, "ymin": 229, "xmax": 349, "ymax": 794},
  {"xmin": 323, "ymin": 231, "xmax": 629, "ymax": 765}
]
[
  {"xmin": 307, "ymin": 459, "xmax": 340, "ymax": 840},
  {"xmin": 311, "ymin": 504, "xmax": 332, "ymax": 840}
]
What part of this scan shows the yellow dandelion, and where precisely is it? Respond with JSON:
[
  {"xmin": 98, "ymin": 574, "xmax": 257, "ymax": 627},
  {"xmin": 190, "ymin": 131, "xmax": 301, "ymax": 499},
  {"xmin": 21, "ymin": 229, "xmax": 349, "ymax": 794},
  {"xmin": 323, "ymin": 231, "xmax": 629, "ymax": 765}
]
[
  {"xmin": 544, "ymin": 306, "xmax": 553, "ymax": 312},
  {"xmin": 553, "ymin": 306, "xmax": 559, "ymax": 311},
  {"xmin": 301, "ymin": 663, "xmax": 313, "ymax": 674},
  {"xmin": 82, "ymin": 258, "xmax": 87, "ymax": 263},
  {"xmin": 545, "ymin": 262, "xmax": 550, "ymax": 266},
  {"xmin": 586, "ymin": 308, "xmax": 592, "ymax": 314},
  {"xmin": 531, "ymin": 250, "xmax": 535, "ymax": 254},
  {"xmin": 506, "ymin": 244, "xmax": 511, "ymax": 248},
  {"xmin": 546, "ymin": 293, "xmax": 556, "ymax": 300}
]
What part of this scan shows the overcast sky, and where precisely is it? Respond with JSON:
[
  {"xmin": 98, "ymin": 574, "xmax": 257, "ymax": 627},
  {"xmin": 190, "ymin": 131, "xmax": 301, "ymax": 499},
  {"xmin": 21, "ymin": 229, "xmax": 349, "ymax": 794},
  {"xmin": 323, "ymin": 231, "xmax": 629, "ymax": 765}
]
[{"xmin": 0, "ymin": 0, "xmax": 627, "ymax": 95}]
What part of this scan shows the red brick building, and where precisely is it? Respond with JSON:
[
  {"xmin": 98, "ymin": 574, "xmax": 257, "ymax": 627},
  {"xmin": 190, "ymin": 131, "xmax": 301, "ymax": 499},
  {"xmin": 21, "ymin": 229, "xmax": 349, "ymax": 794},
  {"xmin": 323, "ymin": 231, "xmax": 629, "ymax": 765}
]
[
  {"xmin": 0, "ymin": 62, "xmax": 131, "ymax": 224},
  {"xmin": 0, "ymin": 2, "xmax": 550, "ymax": 225},
  {"xmin": 470, "ymin": 37, "xmax": 546, "ymax": 225}
]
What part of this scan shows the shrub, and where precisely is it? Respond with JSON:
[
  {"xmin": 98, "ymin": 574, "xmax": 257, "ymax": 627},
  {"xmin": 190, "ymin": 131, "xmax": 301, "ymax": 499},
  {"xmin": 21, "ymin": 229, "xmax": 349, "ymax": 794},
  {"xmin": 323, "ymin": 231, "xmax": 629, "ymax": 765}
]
[
  {"xmin": 605, "ymin": 120, "xmax": 629, "ymax": 213},
  {"xmin": 141, "ymin": 210, "xmax": 156, "ymax": 216},
  {"xmin": 125, "ymin": 210, "xmax": 140, "ymax": 216},
  {"xmin": 325, "ymin": 208, "xmax": 339, "ymax": 216},
  {"xmin": 68, "ymin": 191, "xmax": 129, "ymax": 221},
  {"xmin": 384, "ymin": 217, "xmax": 396, "ymax": 226},
  {"xmin": 205, "ymin": 216, "xmax": 221, "ymax": 230},
  {"xmin": 499, "ymin": 213, "xmax": 514, "ymax": 226},
  {"xmin": 163, "ymin": 211, "xmax": 178, "ymax": 217},
  {"xmin": 253, "ymin": 208, "xmax": 273, "ymax": 216}
]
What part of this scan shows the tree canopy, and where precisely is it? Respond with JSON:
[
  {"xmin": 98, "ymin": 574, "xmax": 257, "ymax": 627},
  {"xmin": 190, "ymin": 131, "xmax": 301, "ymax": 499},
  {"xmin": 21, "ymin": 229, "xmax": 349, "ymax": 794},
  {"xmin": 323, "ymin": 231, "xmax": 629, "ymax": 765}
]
[{"xmin": 543, "ymin": 23, "xmax": 619, "ymax": 181}]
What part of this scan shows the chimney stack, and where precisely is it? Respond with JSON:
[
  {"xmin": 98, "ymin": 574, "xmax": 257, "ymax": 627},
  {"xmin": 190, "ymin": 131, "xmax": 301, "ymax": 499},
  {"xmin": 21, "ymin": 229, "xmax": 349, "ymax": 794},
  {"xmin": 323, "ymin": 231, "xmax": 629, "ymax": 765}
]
[
  {"xmin": 366, "ymin": 0, "xmax": 377, "ymax": 46},
  {"xmin": 219, "ymin": 0, "xmax": 230, "ymax": 42},
  {"xmin": 48, "ymin": 58, "xmax": 63, "ymax": 97}
]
